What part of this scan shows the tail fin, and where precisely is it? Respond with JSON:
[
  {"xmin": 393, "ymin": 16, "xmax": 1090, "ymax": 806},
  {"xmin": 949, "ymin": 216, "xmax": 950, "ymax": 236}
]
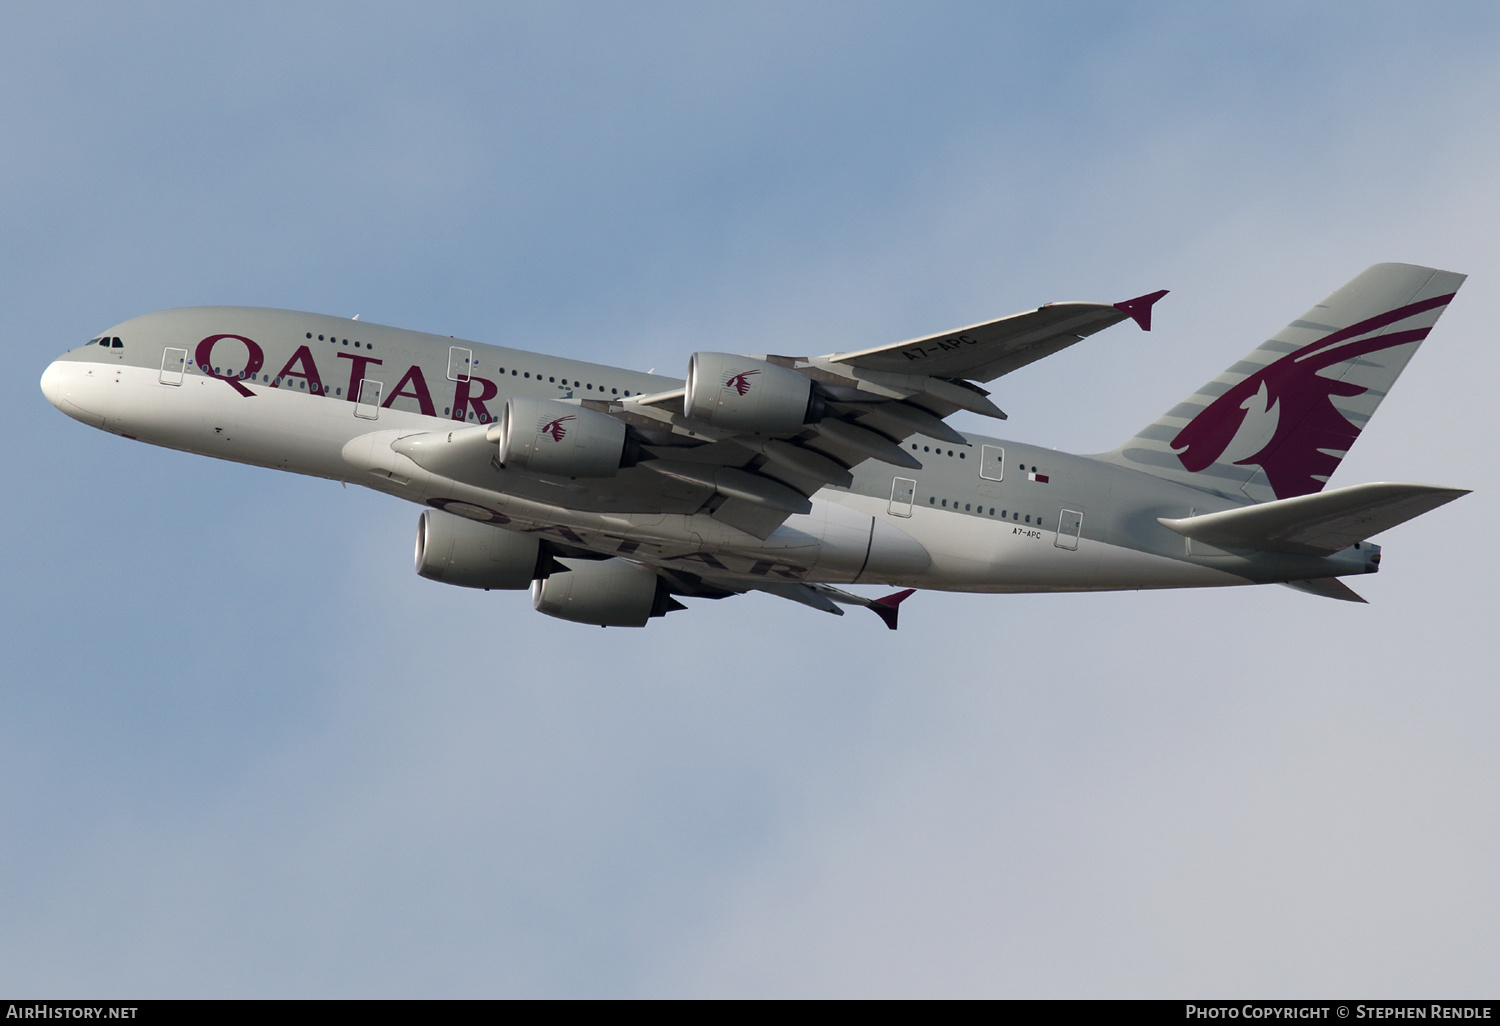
[{"xmin": 1104, "ymin": 263, "xmax": 1465, "ymax": 502}]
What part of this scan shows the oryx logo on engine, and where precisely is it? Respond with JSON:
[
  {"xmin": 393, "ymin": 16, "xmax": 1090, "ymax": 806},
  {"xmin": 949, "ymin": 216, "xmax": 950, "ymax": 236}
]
[
  {"xmin": 541, "ymin": 415, "xmax": 575, "ymax": 441},
  {"xmin": 725, "ymin": 370, "xmax": 759, "ymax": 396}
]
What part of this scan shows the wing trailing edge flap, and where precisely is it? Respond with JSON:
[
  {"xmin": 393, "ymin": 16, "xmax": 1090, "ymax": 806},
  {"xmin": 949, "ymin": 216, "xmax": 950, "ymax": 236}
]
[
  {"xmin": 642, "ymin": 437, "xmax": 854, "ymax": 488},
  {"xmin": 811, "ymin": 417, "xmax": 922, "ymax": 469},
  {"xmin": 644, "ymin": 461, "xmax": 812, "ymax": 515},
  {"xmin": 803, "ymin": 363, "xmax": 1008, "ymax": 420},
  {"xmin": 710, "ymin": 497, "xmax": 795, "ymax": 540},
  {"xmin": 1158, "ymin": 482, "xmax": 1469, "ymax": 556},
  {"xmin": 830, "ymin": 399, "xmax": 969, "ymax": 446}
]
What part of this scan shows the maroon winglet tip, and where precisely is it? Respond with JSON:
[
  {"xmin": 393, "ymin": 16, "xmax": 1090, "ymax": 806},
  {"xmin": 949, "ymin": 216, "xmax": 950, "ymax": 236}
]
[
  {"xmin": 1114, "ymin": 289, "xmax": 1169, "ymax": 331},
  {"xmin": 868, "ymin": 588, "xmax": 916, "ymax": 630}
]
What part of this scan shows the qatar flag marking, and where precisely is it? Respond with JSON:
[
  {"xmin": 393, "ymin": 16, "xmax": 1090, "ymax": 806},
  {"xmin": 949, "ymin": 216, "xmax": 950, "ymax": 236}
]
[{"xmin": 1028, "ymin": 470, "xmax": 1049, "ymax": 483}]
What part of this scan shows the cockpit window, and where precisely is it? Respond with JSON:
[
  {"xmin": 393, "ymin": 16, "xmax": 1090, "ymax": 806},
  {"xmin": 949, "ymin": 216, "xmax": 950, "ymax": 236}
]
[
  {"xmin": 111, "ymin": 337, "xmax": 123, "ymax": 348},
  {"xmin": 83, "ymin": 336, "xmax": 122, "ymax": 348},
  {"xmin": 86, "ymin": 337, "xmax": 100, "ymax": 346}
]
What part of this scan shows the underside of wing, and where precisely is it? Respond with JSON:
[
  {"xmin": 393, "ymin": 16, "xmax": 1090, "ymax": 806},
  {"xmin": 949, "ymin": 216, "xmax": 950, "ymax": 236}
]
[
  {"xmin": 526, "ymin": 554, "xmax": 919, "ymax": 630},
  {"xmin": 705, "ymin": 576, "xmax": 919, "ymax": 629},
  {"xmin": 1280, "ymin": 577, "xmax": 1368, "ymax": 603}
]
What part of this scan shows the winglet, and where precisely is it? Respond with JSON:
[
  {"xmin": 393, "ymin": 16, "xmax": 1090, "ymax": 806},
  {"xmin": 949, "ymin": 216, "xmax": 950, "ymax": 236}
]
[
  {"xmin": 868, "ymin": 588, "xmax": 916, "ymax": 630},
  {"xmin": 1114, "ymin": 289, "xmax": 1169, "ymax": 331}
]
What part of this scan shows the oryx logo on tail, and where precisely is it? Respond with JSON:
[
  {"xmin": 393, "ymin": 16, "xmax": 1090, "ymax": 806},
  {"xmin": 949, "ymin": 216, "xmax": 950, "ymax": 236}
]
[
  {"xmin": 541, "ymin": 415, "xmax": 576, "ymax": 441},
  {"xmin": 1170, "ymin": 292, "xmax": 1456, "ymax": 499},
  {"xmin": 725, "ymin": 370, "xmax": 760, "ymax": 396}
]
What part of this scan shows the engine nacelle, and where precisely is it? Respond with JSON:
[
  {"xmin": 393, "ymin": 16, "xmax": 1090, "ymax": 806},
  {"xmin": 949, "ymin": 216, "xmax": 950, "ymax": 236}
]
[
  {"xmin": 415, "ymin": 508, "xmax": 542, "ymax": 590},
  {"xmin": 498, "ymin": 396, "xmax": 628, "ymax": 478},
  {"xmin": 685, "ymin": 352, "xmax": 819, "ymax": 435},
  {"xmin": 531, "ymin": 557, "xmax": 682, "ymax": 627}
]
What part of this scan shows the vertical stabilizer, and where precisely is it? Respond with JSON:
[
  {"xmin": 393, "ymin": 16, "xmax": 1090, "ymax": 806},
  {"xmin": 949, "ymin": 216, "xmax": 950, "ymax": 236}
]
[{"xmin": 1102, "ymin": 263, "xmax": 1465, "ymax": 502}]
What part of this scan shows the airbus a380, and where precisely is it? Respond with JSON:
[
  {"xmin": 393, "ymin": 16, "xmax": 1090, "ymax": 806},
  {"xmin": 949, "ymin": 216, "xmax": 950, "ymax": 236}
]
[{"xmin": 40, "ymin": 262, "xmax": 1468, "ymax": 628}]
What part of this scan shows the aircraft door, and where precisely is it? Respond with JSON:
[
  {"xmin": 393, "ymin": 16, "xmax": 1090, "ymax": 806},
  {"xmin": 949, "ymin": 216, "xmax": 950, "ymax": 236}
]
[
  {"xmin": 159, "ymin": 347, "xmax": 187, "ymax": 386},
  {"xmin": 448, "ymin": 347, "xmax": 473, "ymax": 382},
  {"xmin": 980, "ymin": 445, "xmax": 1005, "ymax": 481},
  {"xmin": 889, "ymin": 476, "xmax": 915, "ymax": 517},
  {"xmin": 355, "ymin": 378, "xmax": 383, "ymax": 420},
  {"xmin": 1055, "ymin": 508, "xmax": 1083, "ymax": 550}
]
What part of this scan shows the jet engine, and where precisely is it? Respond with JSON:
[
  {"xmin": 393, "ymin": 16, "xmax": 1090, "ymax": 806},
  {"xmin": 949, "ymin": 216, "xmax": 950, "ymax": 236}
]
[
  {"xmin": 531, "ymin": 557, "xmax": 684, "ymax": 627},
  {"xmin": 685, "ymin": 352, "xmax": 823, "ymax": 434},
  {"xmin": 498, "ymin": 397, "xmax": 629, "ymax": 478},
  {"xmin": 415, "ymin": 508, "xmax": 544, "ymax": 590}
]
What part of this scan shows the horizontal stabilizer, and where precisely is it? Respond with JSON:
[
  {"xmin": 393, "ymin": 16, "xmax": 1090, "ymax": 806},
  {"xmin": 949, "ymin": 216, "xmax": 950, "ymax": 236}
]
[
  {"xmin": 1159, "ymin": 482, "xmax": 1469, "ymax": 556},
  {"xmin": 1281, "ymin": 577, "xmax": 1368, "ymax": 603}
]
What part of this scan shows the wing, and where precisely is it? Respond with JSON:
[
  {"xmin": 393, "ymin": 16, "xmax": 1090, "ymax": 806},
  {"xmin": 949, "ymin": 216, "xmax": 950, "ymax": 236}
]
[
  {"xmin": 669, "ymin": 568, "xmax": 918, "ymax": 629},
  {"xmin": 387, "ymin": 290, "xmax": 1164, "ymax": 541},
  {"xmin": 827, "ymin": 292, "xmax": 1165, "ymax": 383}
]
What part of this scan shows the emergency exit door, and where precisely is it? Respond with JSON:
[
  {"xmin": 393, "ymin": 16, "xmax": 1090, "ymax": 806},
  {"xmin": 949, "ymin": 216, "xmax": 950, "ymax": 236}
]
[
  {"xmin": 1055, "ymin": 508, "xmax": 1083, "ymax": 550},
  {"xmin": 889, "ymin": 477, "xmax": 916, "ymax": 517}
]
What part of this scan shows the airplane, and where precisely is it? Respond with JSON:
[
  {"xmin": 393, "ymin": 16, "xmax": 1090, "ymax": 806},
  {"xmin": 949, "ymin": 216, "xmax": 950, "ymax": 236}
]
[{"xmin": 40, "ymin": 262, "xmax": 1469, "ymax": 628}]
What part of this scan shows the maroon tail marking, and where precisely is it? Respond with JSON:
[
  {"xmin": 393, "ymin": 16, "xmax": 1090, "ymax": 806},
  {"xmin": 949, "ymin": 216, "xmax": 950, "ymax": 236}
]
[
  {"xmin": 1170, "ymin": 293, "xmax": 1454, "ymax": 499},
  {"xmin": 868, "ymin": 589, "xmax": 916, "ymax": 630}
]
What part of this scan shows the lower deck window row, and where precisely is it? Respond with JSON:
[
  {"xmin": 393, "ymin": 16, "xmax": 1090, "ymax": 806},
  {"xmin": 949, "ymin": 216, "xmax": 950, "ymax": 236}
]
[{"xmin": 929, "ymin": 496, "xmax": 1036, "ymax": 522}]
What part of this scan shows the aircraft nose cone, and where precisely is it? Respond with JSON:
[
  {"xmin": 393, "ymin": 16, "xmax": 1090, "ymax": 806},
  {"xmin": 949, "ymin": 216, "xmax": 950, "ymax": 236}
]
[
  {"xmin": 40, "ymin": 359, "xmax": 105, "ymax": 427},
  {"xmin": 40, "ymin": 360, "xmax": 65, "ymax": 410}
]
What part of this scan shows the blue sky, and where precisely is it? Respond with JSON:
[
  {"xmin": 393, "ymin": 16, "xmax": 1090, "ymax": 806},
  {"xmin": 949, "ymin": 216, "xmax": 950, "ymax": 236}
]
[{"xmin": 3, "ymin": 2, "xmax": 1498, "ymax": 996}]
